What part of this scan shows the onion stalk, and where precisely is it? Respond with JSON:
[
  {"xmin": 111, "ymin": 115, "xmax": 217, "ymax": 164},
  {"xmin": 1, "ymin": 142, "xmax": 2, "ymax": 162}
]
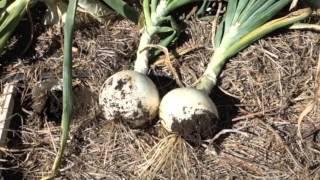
[
  {"xmin": 99, "ymin": 0, "xmax": 198, "ymax": 128},
  {"xmin": 100, "ymin": 0, "xmax": 140, "ymax": 24},
  {"xmin": 42, "ymin": 0, "xmax": 132, "ymax": 25},
  {"xmin": 0, "ymin": 0, "xmax": 7, "ymax": 9},
  {"xmin": 138, "ymin": 1, "xmax": 312, "ymax": 178},
  {"xmin": 41, "ymin": 0, "xmax": 77, "ymax": 179},
  {"xmin": 0, "ymin": 0, "xmax": 131, "ymax": 55},
  {"xmin": 77, "ymin": 0, "xmax": 140, "ymax": 24},
  {"xmin": 41, "ymin": 0, "xmax": 67, "ymax": 25},
  {"xmin": 135, "ymin": 0, "xmax": 199, "ymax": 74},
  {"xmin": 77, "ymin": 0, "xmax": 113, "ymax": 22},
  {"xmin": 40, "ymin": 0, "xmax": 139, "ymax": 179},
  {"xmin": 0, "ymin": 0, "xmax": 29, "ymax": 54}
]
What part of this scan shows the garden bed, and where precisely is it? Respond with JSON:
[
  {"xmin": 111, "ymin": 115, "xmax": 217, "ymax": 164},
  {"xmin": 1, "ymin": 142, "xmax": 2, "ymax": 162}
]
[{"xmin": 0, "ymin": 3, "xmax": 320, "ymax": 180}]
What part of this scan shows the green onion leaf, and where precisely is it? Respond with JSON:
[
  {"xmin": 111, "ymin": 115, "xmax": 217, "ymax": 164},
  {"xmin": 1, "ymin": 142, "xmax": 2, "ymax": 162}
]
[
  {"xmin": 0, "ymin": 0, "xmax": 29, "ymax": 54},
  {"xmin": 101, "ymin": 0, "xmax": 139, "ymax": 24},
  {"xmin": 0, "ymin": 0, "xmax": 7, "ymax": 9},
  {"xmin": 43, "ymin": 0, "xmax": 77, "ymax": 179}
]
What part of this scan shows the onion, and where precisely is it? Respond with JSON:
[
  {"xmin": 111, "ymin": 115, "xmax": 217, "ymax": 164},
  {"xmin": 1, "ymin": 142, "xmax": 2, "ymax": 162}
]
[
  {"xmin": 138, "ymin": 2, "xmax": 312, "ymax": 178},
  {"xmin": 99, "ymin": 0, "xmax": 196, "ymax": 128},
  {"xmin": 99, "ymin": 70, "xmax": 160, "ymax": 128},
  {"xmin": 160, "ymin": 88, "xmax": 218, "ymax": 138},
  {"xmin": 159, "ymin": 5, "xmax": 312, "ymax": 139}
]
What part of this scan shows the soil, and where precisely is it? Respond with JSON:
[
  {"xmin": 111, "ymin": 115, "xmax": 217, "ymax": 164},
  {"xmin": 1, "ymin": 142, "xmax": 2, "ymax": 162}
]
[{"xmin": 0, "ymin": 2, "xmax": 320, "ymax": 180}]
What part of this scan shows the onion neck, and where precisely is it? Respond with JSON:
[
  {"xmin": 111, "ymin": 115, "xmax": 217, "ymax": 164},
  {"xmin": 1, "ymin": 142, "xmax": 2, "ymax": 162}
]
[
  {"xmin": 195, "ymin": 8, "xmax": 312, "ymax": 95},
  {"xmin": 134, "ymin": 28, "xmax": 154, "ymax": 74},
  {"xmin": 195, "ymin": 49, "xmax": 227, "ymax": 94},
  {"xmin": 134, "ymin": 0, "xmax": 168, "ymax": 74}
]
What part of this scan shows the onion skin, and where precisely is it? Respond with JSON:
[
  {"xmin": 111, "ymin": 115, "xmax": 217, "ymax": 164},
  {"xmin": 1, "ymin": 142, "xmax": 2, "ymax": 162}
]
[
  {"xmin": 159, "ymin": 88, "xmax": 219, "ymax": 138},
  {"xmin": 99, "ymin": 70, "xmax": 160, "ymax": 128}
]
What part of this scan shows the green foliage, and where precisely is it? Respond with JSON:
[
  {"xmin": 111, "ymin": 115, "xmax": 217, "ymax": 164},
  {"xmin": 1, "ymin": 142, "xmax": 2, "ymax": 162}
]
[
  {"xmin": 227, "ymin": 8, "xmax": 312, "ymax": 59},
  {"xmin": 101, "ymin": 0, "xmax": 139, "ymax": 24},
  {"xmin": 56, "ymin": 0, "xmax": 77, "ymax": 174},
  {"xmin": 42, "ymin": 0, "xmax": 78, "ymax": 179},
  {"xmin": 142, "ymin": 0, "xmax": 198, "ymax": 53},
  {"xmin": 78, "ymin": 0, "xmax": 113, "ymax": 22},
  {"xmin": 0, "ymin": 0, "xmax": 7, "ymax": 9},
  {"xmin": 215, "ymin": 0, "xmax": 291, "ymax": 49},
  {"xmin": 196, "ymin": 0, "xmax": 312, "ymax": 92},
  {"xmin": 0, "ymin": 0, "xmax": 29, "ymax": 55}
]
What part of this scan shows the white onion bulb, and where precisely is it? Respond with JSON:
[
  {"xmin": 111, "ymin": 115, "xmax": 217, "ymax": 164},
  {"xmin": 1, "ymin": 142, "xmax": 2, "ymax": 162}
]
[
  {"xmin": 99, "ymin": 70, "xmax": 160, "ymax": 128},
  {"xmin": 159, "ymin": 88, "xmax": 219, "ymax": 138}
]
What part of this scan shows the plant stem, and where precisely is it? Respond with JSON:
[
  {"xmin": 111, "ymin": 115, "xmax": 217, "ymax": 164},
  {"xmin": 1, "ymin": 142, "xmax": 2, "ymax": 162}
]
[
  {"xmin": 195, "ymin": 50, "xmax": 225, "ymax": 94},
  {"xmin": 196, "ymin": 8, "xmax": 312, "ymax": 94},
  {"xmin": 77, "ymin": 0, "xmax": 113, "ymax": 22},
  {"xmin": 289, "ymin": 22, "xmax": 320, "ymax": 31},
  {"xmin": 166, "ymin": 0, "xmax": 199, "ymax": 16},
  {"xmin": 134, "ymin": 29, "xmax": 154, "ymax": 74},
  {"xmin": 134, "ymin": 0, "xmax": 197, "ymax": 74},
  {"xmin": 133, "ymin": 0, "xmax": 162, "ymax": 74},
  {"xmin": 0, "ymin": 0, "xmax": 29, "ymax": 54},
  {"xmin": 44, "ymin": 0, "xmax": 77, "ymax": 179},
  {"xmin": 101, "ymin": 0, "xmax": 139, "ymax": 24},
  {"xmin": 0, "ymin": 0, "xmax": 7, "ymax": 9}
]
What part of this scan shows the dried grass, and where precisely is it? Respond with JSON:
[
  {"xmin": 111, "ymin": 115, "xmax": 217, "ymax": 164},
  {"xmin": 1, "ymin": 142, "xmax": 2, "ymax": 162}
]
[{"xmin": 0, "ymin": 6, "xmax": 319, "ymax": 180}]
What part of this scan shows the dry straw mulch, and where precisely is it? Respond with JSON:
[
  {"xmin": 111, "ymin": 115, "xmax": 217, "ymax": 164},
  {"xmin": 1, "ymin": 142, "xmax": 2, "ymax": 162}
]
[{"xmin": 0, "ymin": 5, "xmax": 320, "ymax": 180}]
